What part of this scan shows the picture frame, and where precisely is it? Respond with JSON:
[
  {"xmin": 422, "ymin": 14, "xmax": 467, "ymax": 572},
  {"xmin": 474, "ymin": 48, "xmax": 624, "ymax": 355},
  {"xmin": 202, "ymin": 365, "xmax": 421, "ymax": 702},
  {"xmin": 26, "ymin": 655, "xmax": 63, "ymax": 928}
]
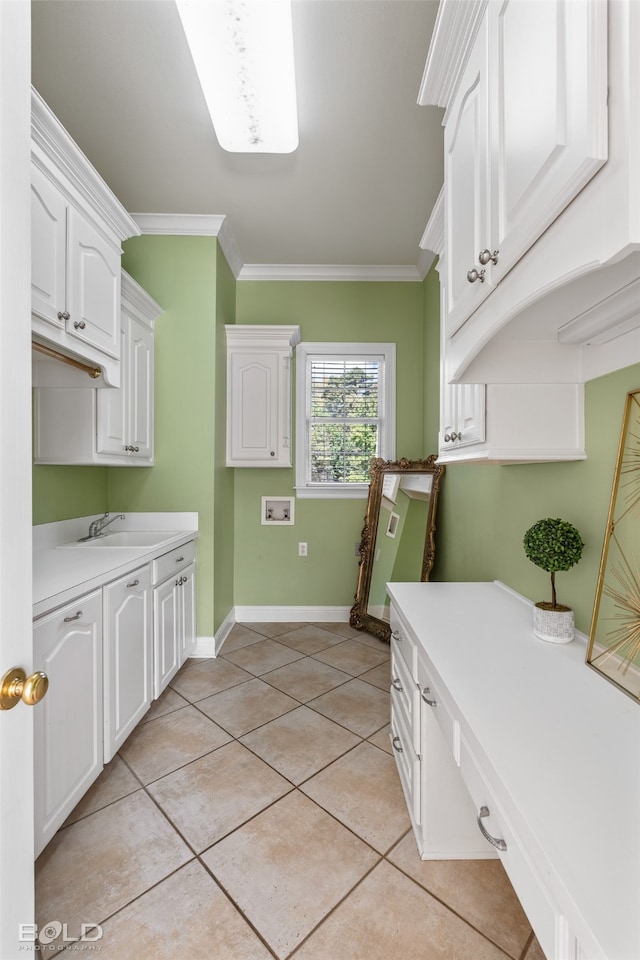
[{"xmin": 587, "ymin": 389, "xmax": 640, "ymax": 702}]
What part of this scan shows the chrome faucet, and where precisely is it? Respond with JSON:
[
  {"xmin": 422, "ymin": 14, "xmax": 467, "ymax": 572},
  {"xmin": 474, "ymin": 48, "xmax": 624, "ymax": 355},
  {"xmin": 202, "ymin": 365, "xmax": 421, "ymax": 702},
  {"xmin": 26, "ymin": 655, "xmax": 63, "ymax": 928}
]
[{"xmin": 78, "ymin": 513, "xmax": 125, "ymax": 542}]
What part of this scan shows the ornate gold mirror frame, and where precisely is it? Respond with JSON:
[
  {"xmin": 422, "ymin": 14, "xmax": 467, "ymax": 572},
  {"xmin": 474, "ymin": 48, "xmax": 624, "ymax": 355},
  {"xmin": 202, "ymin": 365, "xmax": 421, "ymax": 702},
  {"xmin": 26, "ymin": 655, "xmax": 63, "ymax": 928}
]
[
  {"xmin": 349, "ymin": 456, "xmax": 445, "ymax": 641},
  {"xmin": 587, "ymin": 389, "xmax": 640, "ymax": 702}
]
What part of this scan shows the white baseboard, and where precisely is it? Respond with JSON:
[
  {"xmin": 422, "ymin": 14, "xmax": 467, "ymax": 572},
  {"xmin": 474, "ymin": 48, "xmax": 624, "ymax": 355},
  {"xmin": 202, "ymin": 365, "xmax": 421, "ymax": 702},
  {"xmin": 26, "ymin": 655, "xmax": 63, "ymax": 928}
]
[
  {"xmin": 233, "ymin": 605, "xmax": 352, "ymax": 623},
  {"xmin": 188, "ymin": 606, "xmax": 352, "ymax": 659},
  {"xmin": 191, "ymin": 636, "xmax": 216, "ymax": 659}
]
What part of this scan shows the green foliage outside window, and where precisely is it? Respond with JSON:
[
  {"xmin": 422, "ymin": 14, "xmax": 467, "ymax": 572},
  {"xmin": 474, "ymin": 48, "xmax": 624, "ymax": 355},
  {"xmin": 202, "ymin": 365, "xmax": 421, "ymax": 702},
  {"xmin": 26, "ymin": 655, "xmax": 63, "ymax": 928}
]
[{"xmin": 309, "ymin": 362, "xmax": 380, "ymax": 483}]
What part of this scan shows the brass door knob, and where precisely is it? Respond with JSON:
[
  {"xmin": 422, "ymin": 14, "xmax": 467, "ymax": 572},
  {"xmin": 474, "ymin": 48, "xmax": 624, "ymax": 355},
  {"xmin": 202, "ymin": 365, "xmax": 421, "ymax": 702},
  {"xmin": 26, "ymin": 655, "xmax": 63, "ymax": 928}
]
[{"xmin": 0, "ymin": 667, "xmax": 49, "ymax": 710}]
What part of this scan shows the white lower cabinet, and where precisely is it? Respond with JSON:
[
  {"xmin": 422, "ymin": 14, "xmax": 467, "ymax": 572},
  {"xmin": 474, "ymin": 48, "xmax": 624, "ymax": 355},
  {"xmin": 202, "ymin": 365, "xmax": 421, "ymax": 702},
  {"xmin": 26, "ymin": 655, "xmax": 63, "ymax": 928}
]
[
  {"xmin": 34, "ymin": 536, "xmax": 198, "ymax": 856},
  {"xmin": 103, "ymin": 565, "xmax": 152, "ymax": 763},
  {"xmin": 390, "ymin": 611, "xmax": 498, "ymax": 861},
  {"xmin": 387, "ymin": 581, "xmax": 639, "ymax": 960},
  {"xmin": 34, "ymin": 591, "xmax": 103, "ymax": 857},
  {"xmin": 153, "ymin": 544, "xmax": 197, "ymax": 698}
]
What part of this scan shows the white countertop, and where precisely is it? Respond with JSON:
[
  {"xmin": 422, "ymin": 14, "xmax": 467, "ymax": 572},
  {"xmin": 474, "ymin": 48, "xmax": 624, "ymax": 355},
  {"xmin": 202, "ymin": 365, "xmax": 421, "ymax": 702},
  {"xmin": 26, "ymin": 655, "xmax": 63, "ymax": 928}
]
[
  {"xmin": 387, "ymin": 580, "xmax": 640, "ymax": 960},
  {"xmin": 33, "ymin": 513, "xmax": 198, "ymax": 618}
]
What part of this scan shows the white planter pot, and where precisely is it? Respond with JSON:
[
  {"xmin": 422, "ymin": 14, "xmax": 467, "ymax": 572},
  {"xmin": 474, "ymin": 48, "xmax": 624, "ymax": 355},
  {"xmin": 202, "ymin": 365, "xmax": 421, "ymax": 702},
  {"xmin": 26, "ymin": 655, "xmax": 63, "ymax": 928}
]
[{"xmin": 533, "ymin": 603, "xmax": 575, "ymax": 643}]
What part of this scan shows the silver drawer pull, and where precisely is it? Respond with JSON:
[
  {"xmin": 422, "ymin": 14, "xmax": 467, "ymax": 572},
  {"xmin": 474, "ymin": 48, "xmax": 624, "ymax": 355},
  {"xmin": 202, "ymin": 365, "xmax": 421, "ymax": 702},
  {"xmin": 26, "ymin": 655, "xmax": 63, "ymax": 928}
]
[
  {"xmin": 126, "ymin": 579, "xmax": 140, "ymax": 588},
  {"xmin": 175, "ymin": 556, "xmax": 184, "ymax": 563},
  {"xmin": 391, "ymin": 678, "xmax": 403, "ymax": 692},
  {"xmin": 73, "ymin": 320, "xmax": 86, "ymax": 330},
  {"xmin": 421, "ymin": 686, "xmax": 437, "ymax": 707},
  {"xmin": 391, "ymin": 735, "xmax": 403, "ymax": 753},
  {"xmin": 63, "ymin": 611, "xmax": 82, "ymax": 623},
  {"xmin": 477, "ymin": 805, "xmax": 507, "ymax": 851},
  {"xmin": 391, "ymin": 630, "xmax": 402, "ymax": 642}
]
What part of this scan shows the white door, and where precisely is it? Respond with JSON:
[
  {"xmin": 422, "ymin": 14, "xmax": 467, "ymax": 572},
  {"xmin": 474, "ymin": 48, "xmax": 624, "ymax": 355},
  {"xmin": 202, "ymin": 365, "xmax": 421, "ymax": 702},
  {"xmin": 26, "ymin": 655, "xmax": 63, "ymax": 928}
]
[{"xmin": 0, "ymin": 3, "xmax": 36, "ymax": 958}]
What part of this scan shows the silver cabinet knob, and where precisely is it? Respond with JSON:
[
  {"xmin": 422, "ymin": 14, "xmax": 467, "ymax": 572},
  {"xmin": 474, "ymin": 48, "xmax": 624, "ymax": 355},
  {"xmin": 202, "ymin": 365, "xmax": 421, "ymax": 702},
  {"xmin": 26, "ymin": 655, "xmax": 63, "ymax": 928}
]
[
  {"xmin": 466, "ymin": 268, "xmax": 486, "ymax": 284},
  {"xmin": 478, "ymin": 248, "xmax": 499, "ymax": 266},
  {"xmin": 444, "ymin": 433, "xmax": 451, "ymax": 442},
  {"xmin": 73, "ymin": 320, "xmax": 86, "ymax": 330},
  {"xmin": 57, "ymin": 310, "xmax": 70, "ymax": 321}
]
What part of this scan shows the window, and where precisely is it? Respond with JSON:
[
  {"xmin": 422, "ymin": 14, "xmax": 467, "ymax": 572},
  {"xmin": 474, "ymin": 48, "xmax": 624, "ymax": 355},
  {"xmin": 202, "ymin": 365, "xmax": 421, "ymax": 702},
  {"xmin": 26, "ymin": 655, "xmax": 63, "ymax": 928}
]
[{"xmin": 295, "ymin": 342, "xmax": 395, "ymax": 498}]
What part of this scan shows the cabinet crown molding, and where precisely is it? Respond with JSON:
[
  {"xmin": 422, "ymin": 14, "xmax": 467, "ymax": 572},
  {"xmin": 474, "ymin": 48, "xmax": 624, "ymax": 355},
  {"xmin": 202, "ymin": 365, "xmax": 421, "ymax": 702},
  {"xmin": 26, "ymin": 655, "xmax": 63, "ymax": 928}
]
[
  {"xmin": 418, "ymin": 0, "xmax": 488, "ymax": 109},
  {"xmin": 31, "ymin": 88, "xmax": 139, "ymax": 244},
  {"xmin": 121, "ymin": 270, "xmax": 163, "ymax": 327},
  {"xmin": 225, "ymin": 324, "xmax": 301, "ymax": 352}
]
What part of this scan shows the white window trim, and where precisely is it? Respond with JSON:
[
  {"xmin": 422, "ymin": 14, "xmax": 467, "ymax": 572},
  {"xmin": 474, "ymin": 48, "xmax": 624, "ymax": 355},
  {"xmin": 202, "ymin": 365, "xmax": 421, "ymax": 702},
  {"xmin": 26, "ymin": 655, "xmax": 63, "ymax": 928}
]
[{"xmin": 295, "ymin": 342, "xmax": 396, "ymax": 499}]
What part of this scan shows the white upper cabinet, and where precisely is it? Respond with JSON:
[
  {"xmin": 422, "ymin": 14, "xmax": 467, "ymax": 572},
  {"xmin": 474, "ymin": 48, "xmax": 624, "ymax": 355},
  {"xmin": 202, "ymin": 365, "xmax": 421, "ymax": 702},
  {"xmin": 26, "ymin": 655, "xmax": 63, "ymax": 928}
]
[
  {"xmin": 30, "ymin": 88, "xmax": 139, "ymax": 386},
  {"xmin": 96, "ymin": 272, "xmax": 159, "ymax": 462},
  {"xmin": 440, "ymin": 0, "xmax": 608, "ymax": 339},
  {"xmin": 33, "ymin": 271, "xmax": 161, "ymax": 466},
  {"xmin": 443, "ymin": 14, "xmax": 492, "ymax": 335},
  {"xmin": 226, "ymin": 325, "xmax": 301, "ymax": 467}
]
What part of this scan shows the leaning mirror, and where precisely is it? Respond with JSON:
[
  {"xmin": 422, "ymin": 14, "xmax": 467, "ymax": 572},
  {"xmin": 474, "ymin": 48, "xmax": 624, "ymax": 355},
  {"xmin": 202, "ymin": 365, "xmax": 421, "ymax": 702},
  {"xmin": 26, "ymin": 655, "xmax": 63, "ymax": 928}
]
[{"xmin": 349, "ymin": 456, "xmax": 445, "ymax": 641}]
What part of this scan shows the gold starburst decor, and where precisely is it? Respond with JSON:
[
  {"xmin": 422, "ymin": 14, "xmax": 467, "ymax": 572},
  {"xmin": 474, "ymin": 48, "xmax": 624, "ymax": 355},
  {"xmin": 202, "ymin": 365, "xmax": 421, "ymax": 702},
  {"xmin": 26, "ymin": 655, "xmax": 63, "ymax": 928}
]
[{"xmin": 587, "ymin": 390, "xmax": 640, "ymax": 701}]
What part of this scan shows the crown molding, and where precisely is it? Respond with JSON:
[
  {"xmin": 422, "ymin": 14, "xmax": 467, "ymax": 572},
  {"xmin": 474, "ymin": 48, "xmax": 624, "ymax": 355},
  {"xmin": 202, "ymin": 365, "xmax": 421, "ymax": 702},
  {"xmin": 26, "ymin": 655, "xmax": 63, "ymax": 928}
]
[
  {"xmin": 31, "ymin": 87, "xmax": 140, "ymax": 243},
  {"xmin": 130, "ymin": 215, "xmax": 428, "ymax": 283},
  {"xmin": 419, "ymin": 185, "xmax": 444, "ymax": 256},
  {"xmin": 130, "ymin": 212, "xmax": 245, "ymax": 279},
  {"xmin": 131, "ymin": 213, "xmax": 225, "ymax": 237},
  {"xmin": 237, "ymin": 263, "xmax": 423, "ymax": 282},
  {"xmin": 418, "ymin": 0, "xmax": 487, "ymax": 109}
]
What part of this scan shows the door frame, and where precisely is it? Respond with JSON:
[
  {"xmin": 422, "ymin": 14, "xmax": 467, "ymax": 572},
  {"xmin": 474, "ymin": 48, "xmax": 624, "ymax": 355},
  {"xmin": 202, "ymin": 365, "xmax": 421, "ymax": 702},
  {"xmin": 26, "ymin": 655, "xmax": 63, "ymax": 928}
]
[{"xmin": 0, "ymin": 2, "xmax": 35, "ymax": 956}]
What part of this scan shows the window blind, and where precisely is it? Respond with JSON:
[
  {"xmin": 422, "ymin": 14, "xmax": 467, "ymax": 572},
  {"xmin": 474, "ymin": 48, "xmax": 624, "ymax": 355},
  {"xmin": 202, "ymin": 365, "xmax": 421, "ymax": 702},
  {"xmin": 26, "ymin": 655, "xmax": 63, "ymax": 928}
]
[{"xmin": 306, "ymin": 357, "xmax": 383, "ymax": 483}]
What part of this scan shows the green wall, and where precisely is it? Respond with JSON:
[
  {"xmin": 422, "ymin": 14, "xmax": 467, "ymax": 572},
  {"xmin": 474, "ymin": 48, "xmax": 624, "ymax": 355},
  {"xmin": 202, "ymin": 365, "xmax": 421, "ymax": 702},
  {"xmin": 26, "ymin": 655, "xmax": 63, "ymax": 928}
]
[
  {"xmin": 32, "ymin": 248, "xmax": 638, "ymax": 638},
  {"xmin": 33, "ymin": 465, "xmax": 107, "ymax": 524},
  {"xmin": 233, "ymin": 281, "xmax": 427, "ymax": 607},
  {"xmin": 422, "ymin": 264, "xmax": 640, "ymax": 634},
  {"xmin": 111, "ymin": 235, "xmax": 220, "ymax": 637},
  {"xmin": 212, "ymin": 244, "xmax": 236, "ymax": 628}
]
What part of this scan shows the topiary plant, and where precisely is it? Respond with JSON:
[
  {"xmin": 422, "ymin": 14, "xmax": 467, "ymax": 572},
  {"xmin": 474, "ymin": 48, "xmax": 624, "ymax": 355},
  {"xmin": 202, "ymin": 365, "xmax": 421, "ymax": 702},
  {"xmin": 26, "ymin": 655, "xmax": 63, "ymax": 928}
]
[{"xmin": 523, "ymin": 518, "xmax": 584, "ymax": 610}]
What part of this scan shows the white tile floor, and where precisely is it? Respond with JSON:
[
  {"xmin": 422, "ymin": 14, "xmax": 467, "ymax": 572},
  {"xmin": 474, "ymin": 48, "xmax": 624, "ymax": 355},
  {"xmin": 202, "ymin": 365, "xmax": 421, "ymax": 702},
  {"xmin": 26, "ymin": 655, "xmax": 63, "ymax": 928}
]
[{"xmin": 36, "ymin": 621, "xmax": 546, "ymax": 959}]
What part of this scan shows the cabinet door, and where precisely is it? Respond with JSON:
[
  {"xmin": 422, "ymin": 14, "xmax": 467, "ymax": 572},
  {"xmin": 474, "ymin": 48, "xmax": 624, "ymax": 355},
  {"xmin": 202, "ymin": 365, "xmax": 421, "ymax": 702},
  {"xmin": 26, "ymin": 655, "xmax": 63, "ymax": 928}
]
[
  {"xmin": 227, "ymin": 351, "xmax": 282, "ymax": 465},
  {"xmin": 127, "ymin": 316, "xmax": 154, "ymax": 460},
  {"xmin": 439, "ymin": 381, "xmax": 486, "ymax": 456},
  {"xmin": 153, "ymin": 576, "xmax": 180, "ymax": 699},
  {"xmin": 31, "ymin": 166, "xmax": 67, "ymax": 329},
  {"xmin": 97, "ymin": 321, "xmax": 128, "ymax": 457},
  {"xmin": 177, "ymin": 563, "xmax": 196, "ymax": 668},
  {"xmin": 489, "ymin": 0, "xmax": 607, "ymax": 281},
  {"xmin": 443, "ymin": 14, "xmax": 492, "ymax": 338},
  {"xmin": 66, "ymin": 207, "xmax": 121, "ymax": 358},
  {"xmin": 33, "ymin": 591, "xmax": 103, "ymax": 857},
  {"xmin": 103, "ymin": 567, "xmax": 152, "ymax": 763}
]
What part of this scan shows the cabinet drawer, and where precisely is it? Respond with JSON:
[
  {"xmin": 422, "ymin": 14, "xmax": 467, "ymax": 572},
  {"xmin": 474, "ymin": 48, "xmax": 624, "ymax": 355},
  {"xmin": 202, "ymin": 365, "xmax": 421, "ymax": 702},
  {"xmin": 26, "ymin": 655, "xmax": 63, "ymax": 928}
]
[
  {"xmin": 391, "ymin": 704, "xmax": 420, "ymax": 827},
  {"xmin": 390, "ymin": 606, "xmax": 418, "ymax": 679},
  {"xmin": 152, "ymin": 540, "xmax": 196, "ymax": 585},
  {"xmin": 391, "ymin": 648, "xmax": 420, "ymax": 754},
  {"xmin": 417, "ymin": 654, "xmax": 456, "ymax": 761},
  {"xmin": 458, "ymin": 734, "xmax": 560, "ymax": 960}
]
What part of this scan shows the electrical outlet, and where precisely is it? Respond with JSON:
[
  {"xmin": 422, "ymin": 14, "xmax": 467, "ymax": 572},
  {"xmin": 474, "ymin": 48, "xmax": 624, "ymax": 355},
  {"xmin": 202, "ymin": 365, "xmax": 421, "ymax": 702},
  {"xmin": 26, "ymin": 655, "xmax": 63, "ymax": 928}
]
[{"xmin": 298, "ymin": 542, "xmax": 308, "ymax": 557}]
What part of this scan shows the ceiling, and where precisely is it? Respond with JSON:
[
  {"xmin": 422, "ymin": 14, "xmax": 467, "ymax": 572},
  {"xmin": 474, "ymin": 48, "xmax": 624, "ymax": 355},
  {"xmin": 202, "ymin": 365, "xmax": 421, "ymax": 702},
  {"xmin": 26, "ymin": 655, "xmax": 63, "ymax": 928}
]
[{"xmin": 31, "ymin": 0, "xmax": 444, "ymax": 277}]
